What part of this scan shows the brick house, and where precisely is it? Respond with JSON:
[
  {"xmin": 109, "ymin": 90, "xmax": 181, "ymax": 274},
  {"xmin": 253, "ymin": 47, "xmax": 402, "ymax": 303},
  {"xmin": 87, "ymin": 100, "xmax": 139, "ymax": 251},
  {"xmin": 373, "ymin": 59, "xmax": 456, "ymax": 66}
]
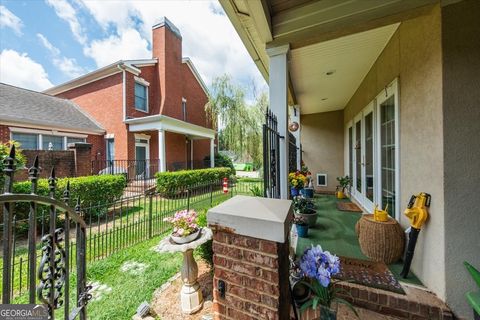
[
  {"xmin": 0, "ymin": 82, "xmax": 105, "ymax": 179},
  {"xmin": 44, "ymin": 17, "xmax": 216, "ymax": 175}
]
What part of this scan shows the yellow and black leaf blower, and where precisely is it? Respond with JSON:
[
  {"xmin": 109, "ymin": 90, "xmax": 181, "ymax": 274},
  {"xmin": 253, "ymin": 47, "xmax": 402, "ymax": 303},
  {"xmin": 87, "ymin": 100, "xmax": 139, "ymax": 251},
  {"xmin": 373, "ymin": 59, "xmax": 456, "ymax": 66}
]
[{"xmin": 400, "ymin": 192, "xmax": 431, "ymax": 278}]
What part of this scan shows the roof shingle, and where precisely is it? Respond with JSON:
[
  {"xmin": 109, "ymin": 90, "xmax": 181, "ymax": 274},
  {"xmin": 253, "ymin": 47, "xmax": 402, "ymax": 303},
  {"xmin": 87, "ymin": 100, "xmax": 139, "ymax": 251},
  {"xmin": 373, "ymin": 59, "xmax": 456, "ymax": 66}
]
[{"xmin": 0, "ymin": 83, "xmax": 104, "ymax": 134}]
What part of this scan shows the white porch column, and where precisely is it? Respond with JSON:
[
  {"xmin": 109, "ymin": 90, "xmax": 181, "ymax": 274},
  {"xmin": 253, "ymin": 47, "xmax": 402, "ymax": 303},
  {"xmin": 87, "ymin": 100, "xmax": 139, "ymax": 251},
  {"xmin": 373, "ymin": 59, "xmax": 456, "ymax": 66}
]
[
  {"xmin": 289, "ymin": 105, "xmax": 301, "ymax": 170},
  {"xmin": 210, "ymin": 138, "xmax": 215, "ymax": 168},
  {"xmin": 267, "ymin": 44, "xmax": 290, "ymax": 199},
  {"xmin": 158, "ymin": 129, "xmax": 166, "ymax": 172}
]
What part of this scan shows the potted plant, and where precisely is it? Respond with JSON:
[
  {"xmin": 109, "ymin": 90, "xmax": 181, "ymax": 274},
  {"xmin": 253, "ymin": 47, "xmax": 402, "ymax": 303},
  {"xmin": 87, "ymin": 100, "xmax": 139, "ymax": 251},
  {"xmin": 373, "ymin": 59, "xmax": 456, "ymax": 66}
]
[
  {"xmin": 336, "ymin": 175, "xmax": 352, "ymax": 199},
  {"xmin": 289, "ymin": 171, "xmax": 307, "ymax": 197},
  {"xmin": 293, "ymin": 196, "xmax": 317, "ymax": 227},
  {"xmin": 300, "ymin": 162, "xmax": 314, "ymax": 198},
  {"xmin": 293, "ymin": 216, "xmax": 309, "ymax": 238},
  {"xmin": 163, "ymin": 209, "xmax": 201, "ymax": 244},
  {"xmin": 299, "ymin": 245, "xmax": 358, "ymax": 319}
]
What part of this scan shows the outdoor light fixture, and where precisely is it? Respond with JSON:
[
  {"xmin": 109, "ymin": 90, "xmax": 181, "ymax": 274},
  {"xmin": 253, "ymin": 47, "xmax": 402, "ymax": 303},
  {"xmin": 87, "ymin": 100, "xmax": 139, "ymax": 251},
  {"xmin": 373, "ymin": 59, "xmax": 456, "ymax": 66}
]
[{"xmin": 289, "ymin": 121, "xmax": 299, "ymax": 132}]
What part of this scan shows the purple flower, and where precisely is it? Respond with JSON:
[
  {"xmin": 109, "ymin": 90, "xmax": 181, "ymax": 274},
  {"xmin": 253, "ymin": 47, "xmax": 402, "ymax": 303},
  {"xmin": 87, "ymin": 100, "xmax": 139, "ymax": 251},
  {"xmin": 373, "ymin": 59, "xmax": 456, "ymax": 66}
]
[{"xmin": 299, "ymin": 245, "xmax": 341, "ymax": 288}]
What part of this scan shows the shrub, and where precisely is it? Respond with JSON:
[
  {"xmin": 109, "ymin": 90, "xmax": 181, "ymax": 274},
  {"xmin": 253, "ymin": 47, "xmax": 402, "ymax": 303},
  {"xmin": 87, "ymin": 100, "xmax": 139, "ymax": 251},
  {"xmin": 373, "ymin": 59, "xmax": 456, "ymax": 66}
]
[
  {"xmin": 196, "ymin": 209, "xmax": 213, "ymax": 268},
  {"xmin": 155, "ymin": 167, "xmax": 233, "ymax": 195},
  {"xmin": 12, "ymin": 174, "xmax": 126, "ymax": 235},
  {"xmin": 13, "ymin": 174, "xmax": 126, "ymax": 207},
  {"xmin": 0, "ymin": 141, "xmax": 26, "ymax": 188},
  {"xmin": 203, "ymin": 153, "xmax": 235, "ymax": 175}
]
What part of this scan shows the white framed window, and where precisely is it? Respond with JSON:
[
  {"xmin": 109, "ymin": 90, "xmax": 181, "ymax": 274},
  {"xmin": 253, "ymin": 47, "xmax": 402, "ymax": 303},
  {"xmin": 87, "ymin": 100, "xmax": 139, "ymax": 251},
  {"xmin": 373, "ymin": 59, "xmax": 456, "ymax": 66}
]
[
  {"xmin": 11, "ymin": 132, "xmax": 38, "ymax": 150},
  {"xmin": 134, "ymin": 78, "xmax": 149, "ymax": 112},
  {"xmin": 42, "ymin": 135, "xmax": 64, "ymax": 150},
  {"xmin": 10, "ymin": 127, "xmax": 87, "ymax": 150},
  {"xmin": 67, "ymin": 137, "xmax": 86, "ymax": 144}
]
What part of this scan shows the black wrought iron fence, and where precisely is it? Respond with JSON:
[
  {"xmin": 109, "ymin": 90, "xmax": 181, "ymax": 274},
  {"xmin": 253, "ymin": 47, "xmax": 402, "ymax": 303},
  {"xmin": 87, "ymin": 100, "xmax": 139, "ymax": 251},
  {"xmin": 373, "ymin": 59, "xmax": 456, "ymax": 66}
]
[
  {"xmin": 288, "ymin": 132, "xmax": 298, "ymax": 173},
  {"xmin": 1, "ymin": 174, "xmax": 261, "ymax": 303},
  {"xmin": 263, "ymin": 109, "xmax": 281, "ymax": 199},
  {"xmin": 1, "ymin": 147, "xmax": 90, "ymax": 319}
]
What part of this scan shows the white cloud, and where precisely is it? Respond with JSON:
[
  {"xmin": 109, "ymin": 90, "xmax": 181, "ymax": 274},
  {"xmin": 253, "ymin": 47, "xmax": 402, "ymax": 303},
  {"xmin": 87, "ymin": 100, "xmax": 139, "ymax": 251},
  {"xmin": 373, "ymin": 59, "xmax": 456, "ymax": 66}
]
[
  {"xmin": 78, "ymin": 0, "xmax": 266, "ymax": 94},
  {"xmin": 53, "ymin": 56, "xmax": 84, "ymax": 78},
  {"xmin": 37, "ymin": 33, "xmax": 84, "ymax": 78},
  {"xmin": 0, "ymin": 5, "xmax": 23, "ymax": 35},
  {"xmin": 45, "ymin": 0, "xmax": 87, "ymax": 45},
  {"xmin": 83, "ymin": 28, "xmax": 150, "ymax": 67},
  {"xmin": 0, "ymin": 49, "xmax": 53, "ymax": 91},
  {"xmin": 37, "ymin": 33, "xmax": 60, "ymax": 55}
]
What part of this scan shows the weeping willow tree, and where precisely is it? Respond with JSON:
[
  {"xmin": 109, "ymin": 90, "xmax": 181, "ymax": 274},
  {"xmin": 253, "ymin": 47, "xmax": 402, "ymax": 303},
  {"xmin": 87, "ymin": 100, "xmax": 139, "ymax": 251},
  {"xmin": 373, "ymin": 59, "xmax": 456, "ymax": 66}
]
[{"xmin": 205, "ymin": 74, "xmax": 267, "ymax": 168}]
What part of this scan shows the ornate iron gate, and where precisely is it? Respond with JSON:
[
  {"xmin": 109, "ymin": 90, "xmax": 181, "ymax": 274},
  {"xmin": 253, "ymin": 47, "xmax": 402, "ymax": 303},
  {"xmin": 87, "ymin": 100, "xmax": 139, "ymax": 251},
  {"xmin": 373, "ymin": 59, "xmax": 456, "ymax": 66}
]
[
  {"xmin": 1, "ymin": 146, "xmax": 91, "ymax": 319},
  {"xmin": 263, "ymin": 110, "xmax": 281, "ymax": 198},
  {"xmin": 288, "ymin": 132, "xmax": 298, "ymax": 173}
]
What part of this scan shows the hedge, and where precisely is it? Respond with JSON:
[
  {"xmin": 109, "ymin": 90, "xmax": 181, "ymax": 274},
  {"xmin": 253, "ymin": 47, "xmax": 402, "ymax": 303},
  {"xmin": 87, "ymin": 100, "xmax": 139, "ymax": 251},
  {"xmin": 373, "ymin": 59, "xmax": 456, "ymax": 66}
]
[
  {"xmin": 13, "ymin": 174, "xmax": 126, "ymax": 206},
  {"xmin": 156, "ymin": 167, "xmax": 233, "ymax": 195}
]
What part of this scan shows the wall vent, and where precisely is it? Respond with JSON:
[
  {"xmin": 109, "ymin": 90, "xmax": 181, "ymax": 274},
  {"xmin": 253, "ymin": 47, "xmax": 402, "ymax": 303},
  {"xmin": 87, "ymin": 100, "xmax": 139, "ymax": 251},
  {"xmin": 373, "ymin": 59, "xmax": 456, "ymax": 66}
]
[{"xmin": 317, "ymin": 173, "xmax": 327, "ymax": 187}]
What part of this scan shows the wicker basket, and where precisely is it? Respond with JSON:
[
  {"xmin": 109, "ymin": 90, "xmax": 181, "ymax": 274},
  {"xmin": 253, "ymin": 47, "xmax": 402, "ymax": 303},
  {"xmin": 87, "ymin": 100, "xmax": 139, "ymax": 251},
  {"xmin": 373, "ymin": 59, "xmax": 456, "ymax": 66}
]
[{"xmin": 355, "ymin": 214, "xmax": 405, "ymax": 264}]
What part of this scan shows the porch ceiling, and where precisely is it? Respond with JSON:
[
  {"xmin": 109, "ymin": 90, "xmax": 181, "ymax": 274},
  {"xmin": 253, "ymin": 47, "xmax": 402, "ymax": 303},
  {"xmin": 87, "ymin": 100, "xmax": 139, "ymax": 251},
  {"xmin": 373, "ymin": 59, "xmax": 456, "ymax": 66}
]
[
  {"xmin": 220, "ymin": 0, "xmax": 438, "ymax": 112},
  {"xmin": 290, "ymin": 23, "xmax": 399, "ymax": 114}
]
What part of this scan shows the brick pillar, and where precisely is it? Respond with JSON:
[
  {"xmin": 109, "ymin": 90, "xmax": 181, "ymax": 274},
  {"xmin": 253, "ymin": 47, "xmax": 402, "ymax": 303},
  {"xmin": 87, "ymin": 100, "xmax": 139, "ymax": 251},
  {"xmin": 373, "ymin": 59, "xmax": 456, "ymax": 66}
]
[
  {"xmin": 207, "ymin": 195, "xmax": 293, "ymax": 320},
  {"xmin": 68, "ymin": 143, "xmax": 92, "ymax": 177}
]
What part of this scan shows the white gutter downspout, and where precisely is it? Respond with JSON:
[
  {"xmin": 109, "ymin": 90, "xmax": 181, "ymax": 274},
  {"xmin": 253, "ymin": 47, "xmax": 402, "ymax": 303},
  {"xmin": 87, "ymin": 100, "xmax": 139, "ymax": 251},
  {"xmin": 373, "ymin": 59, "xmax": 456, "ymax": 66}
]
[{"xmin": 118, "ymin": 64, "xmax": 126, "ymax": 121}]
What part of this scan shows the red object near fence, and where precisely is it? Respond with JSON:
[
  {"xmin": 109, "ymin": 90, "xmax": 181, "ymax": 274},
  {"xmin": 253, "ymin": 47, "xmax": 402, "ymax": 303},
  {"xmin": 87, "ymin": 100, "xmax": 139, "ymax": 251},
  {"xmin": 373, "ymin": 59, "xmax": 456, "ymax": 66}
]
[{"xmin": 223, "ymin": 178, "xmax": 228, "ymax": 194}]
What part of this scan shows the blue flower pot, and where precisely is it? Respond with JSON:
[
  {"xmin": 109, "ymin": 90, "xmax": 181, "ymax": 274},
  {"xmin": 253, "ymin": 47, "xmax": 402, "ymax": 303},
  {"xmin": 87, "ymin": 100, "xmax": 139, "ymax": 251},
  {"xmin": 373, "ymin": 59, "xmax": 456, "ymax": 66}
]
[
  {"xmin": 291, "ymin": 187, "xmax": 300, "ymax": 197},
  {"xmin": 301, "ymin": 188, "xmax": 314, "ymax": 198},
  {"xmin": 296, "ymin": 224, "xmax": 308, "ymax": 238}
]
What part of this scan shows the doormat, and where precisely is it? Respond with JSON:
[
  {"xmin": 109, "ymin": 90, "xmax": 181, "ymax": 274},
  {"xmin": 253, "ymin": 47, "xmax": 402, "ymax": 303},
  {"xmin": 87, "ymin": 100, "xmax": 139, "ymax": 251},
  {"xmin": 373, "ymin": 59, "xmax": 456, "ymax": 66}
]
[
  {"xmin": 334, "ymin": 256, "xmax": 405, "ymax": 294},
  {"xmin": 336, "ymin": 202, "xmax": 363, "ymax": 212}
]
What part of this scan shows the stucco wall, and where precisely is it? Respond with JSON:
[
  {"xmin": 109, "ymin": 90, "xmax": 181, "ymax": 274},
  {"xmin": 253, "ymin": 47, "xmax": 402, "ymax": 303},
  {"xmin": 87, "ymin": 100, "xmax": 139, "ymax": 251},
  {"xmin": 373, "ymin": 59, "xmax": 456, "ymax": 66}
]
[
  {"xmin": 343, "ymin": 5, "xmax": 446, "ymax": 300},
  {"xmin": 300, "ymin": 110, "xmax": 344, "ymax": 192},
  {"xmin": 442, "ymin": 1, "xmax": 480, "ymax": 318}
]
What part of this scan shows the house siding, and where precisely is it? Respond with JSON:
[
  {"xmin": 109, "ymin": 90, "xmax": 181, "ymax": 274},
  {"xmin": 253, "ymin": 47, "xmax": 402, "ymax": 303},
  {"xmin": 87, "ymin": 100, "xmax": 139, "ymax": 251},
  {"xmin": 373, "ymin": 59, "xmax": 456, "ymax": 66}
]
[
  {"xmin": 342, "ymin": 5, "xmax": 446, "ymax": 303},
  {"xmin": 56, "ymin": 73, "xmax": 127, "ymax": 160},
  {"xmin": 442, "ymin": 0, "xmax": 480, "ymax": 317},
  {"xmin": 300, "ymin": 111, "xmax": 344, "ymax": 193}
]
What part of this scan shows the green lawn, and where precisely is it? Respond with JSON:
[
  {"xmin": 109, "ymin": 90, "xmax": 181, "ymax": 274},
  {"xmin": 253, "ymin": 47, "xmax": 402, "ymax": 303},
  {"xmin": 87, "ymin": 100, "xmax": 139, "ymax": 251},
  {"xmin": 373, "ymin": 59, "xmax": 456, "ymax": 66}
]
[
  {"xmin": 3, "ymin": 180, "xmax": 261, "ymax": 316},
  {"xmin": 85, "ymin": 235, "xmax": 183, "ymax": 320},
  {"xmin": 297, "ymin": 194, "xmax": 422, "ymax": 286}
]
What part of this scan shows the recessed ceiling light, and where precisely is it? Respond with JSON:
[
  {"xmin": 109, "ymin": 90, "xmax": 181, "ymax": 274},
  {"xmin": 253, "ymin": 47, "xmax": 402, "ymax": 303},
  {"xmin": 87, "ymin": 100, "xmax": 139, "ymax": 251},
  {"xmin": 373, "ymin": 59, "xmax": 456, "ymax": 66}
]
[{"xmin": 325, "ymin": 70, "xmax": 336, "ymax": 76}]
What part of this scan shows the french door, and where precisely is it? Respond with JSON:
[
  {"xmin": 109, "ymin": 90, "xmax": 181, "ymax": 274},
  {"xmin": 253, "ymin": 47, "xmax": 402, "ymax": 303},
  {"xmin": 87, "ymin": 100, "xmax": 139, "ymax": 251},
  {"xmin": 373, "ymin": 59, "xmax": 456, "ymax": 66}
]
[
  {"xmin": 349, "ymin": 79, "xmax": 399, "ymax": 219},
  {"xmin": 352, "ymin": 102, "xmax": 375, "ymax": 213}
]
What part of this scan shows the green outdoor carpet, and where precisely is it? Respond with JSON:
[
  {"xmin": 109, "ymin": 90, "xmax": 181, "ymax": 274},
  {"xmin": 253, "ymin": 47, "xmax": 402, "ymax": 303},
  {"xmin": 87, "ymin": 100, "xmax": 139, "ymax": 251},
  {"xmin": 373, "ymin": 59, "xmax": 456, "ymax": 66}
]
[{"xmin": 296, "ymin": 195, "xmax": 423, "ymax": 286}]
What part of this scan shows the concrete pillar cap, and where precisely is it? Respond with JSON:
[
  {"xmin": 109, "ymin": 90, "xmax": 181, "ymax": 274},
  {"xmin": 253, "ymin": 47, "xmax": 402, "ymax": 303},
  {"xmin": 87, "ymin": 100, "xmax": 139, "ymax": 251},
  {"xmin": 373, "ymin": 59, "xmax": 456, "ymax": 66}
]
[{"xmin": 207, "ymin": 195, "xmax": 293, "ymax": 243}]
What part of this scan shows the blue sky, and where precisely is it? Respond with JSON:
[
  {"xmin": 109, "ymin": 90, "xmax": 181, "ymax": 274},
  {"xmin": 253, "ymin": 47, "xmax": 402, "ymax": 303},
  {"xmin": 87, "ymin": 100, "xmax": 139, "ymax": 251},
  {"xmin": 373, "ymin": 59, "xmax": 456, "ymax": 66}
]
[{"xmin": 0, "ymin": 0, "xmax": 266, "ymax": 98}]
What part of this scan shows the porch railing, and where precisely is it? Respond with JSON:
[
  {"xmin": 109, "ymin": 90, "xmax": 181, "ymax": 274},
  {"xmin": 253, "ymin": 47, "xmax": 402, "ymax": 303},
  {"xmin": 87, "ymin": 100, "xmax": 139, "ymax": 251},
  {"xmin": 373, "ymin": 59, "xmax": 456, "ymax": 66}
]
[
  {"xmin": 1, "ymin": 147, "xmax": 90, "ymax": 319},
  {"xmin": 288, "ymin": 132, "xmax": 298, "ymax": 173}
]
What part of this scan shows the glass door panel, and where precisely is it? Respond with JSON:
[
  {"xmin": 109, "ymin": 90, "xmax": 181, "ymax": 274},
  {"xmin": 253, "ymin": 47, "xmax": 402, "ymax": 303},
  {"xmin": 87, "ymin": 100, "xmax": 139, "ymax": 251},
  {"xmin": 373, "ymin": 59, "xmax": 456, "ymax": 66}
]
[
  {"xmin": 380, "ymin": 95, "xmax": 396, "ymax": 217},
  {"xmin": 355, "ymin": 121, "xmax": 362, "ymax": 193},
  {"xmin": 364, "ymin": 112, "xmax": 374, "ymax": 203}
]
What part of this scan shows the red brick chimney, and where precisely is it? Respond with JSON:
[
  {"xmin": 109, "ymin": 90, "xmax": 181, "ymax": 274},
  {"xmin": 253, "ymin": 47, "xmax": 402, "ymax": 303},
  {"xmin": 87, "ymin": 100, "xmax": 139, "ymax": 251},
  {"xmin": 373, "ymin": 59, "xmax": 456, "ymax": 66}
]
[{"xmin": 152, "ymin": 17, "xmax": 183, "ymax": 118}]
